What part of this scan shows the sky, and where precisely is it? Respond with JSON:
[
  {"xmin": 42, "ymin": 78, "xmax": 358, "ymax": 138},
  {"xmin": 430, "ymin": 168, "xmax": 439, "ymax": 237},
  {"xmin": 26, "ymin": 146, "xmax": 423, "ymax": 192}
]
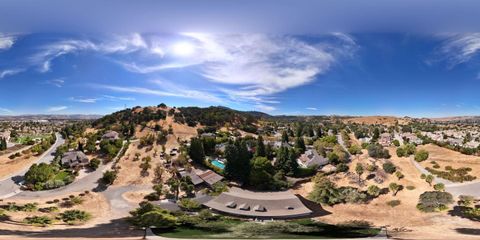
[{"xmin": 2, "ymin": 2, "xmax": 480, "ymax": 117}]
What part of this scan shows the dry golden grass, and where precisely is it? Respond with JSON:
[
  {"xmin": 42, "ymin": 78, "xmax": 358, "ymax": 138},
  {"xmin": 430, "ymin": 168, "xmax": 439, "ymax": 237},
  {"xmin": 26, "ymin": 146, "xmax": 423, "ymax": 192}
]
[
  {"xmin": 418, "ymin": 144, "xmax": 480, "ymax": 177},
  {"xmin": 344, "ymin": 116, "xmax": 410, "ymax": 126}
]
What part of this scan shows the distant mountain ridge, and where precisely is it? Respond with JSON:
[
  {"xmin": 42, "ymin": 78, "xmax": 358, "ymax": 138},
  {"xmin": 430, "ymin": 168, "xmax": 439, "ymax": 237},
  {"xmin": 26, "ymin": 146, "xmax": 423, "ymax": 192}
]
[{"xmin": 0, "ymin": 114, "xmax": 103, "ymax": 121}]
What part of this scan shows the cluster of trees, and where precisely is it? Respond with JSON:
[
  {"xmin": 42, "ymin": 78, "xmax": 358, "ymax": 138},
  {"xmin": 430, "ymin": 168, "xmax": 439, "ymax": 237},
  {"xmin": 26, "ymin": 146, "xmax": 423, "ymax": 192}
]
[
  {"xmin": 173, "ymin": 106, "xmax": 258, "ymax": 133},
  {"xmin": 99, "ymin": 139, "xmax": 123, "ymax": 160},
  {"xmin": 416, "ymin": 191, "xmax": 453, "ymax": 212},
  {"xmin": 367, "ymin": 144, "xmax": 391, "ymax": 159},
  {"xmin": 30, "ymin": 133, "xmax": 56, "ymax": 155},
  {"xmin": 93, "ymin": 107, "xmax": 167, "ymax": 128},
  {"xmin": 24, "ymin": 163, "xmax": 74, "ymax": 191},
  {"xmin": 396, "ymin": 144, "xmax": 416, "ymax": 157},
  {"xmin": 308, "ymin": 174, "xmax": 380, "ymax": 205}
]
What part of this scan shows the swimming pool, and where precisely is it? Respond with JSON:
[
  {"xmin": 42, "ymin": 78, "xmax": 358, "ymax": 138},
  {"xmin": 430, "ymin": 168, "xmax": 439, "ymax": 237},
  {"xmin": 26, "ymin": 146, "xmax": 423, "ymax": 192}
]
[{"xmin": 211, "ymin": 159, "xmax": 225, "ymax": 169}]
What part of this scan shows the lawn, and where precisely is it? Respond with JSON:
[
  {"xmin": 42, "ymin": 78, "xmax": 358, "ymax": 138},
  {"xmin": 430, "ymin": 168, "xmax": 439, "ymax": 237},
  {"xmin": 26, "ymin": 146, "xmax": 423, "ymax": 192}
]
[{"xmin": 152, "ymin": 219, "xmax": 380, "ymax": 239}]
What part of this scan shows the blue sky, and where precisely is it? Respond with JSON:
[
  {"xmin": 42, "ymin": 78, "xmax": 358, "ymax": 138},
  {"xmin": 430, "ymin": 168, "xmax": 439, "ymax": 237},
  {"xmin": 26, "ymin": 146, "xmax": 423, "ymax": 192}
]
[{"xmin": 1, "ymin": 32, "xmax": 480, "ymax": 117}]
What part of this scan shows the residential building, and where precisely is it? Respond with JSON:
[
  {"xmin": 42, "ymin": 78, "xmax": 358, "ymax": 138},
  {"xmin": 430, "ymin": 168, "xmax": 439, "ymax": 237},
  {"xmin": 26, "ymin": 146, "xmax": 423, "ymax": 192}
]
[
  {"xmin": 297, "ymin": 149, "xmax": 328, "ymax": 169},
  {"xmin": 61, "ymin": 151, "xmax": 89, "ymax": 169}
]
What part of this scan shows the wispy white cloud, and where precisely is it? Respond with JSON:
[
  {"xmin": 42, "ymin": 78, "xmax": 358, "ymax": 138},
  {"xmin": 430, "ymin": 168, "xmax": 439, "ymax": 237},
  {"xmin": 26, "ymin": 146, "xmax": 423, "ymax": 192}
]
[
  {"xmin": 436, "ymin": 33, "xmax": 480, "ymax": 67},
  {"xmin": 0, "ymin": 107, "xmax": 13, "ymax": 114},
  {"xmin": 69, "ymin": 97, "xmax": 98, "ymax": 103},
  {"xmin": 45, "ymin": 78, "xmax": 65, "ymax": 87},
  {"xmin": 47, "ymin": 106, "xmax": 68, "ymax": 112},
  {"xmin": 102, "ymin": 95, "xmax": 136, "ymax": 101},
  {"xmin": 0, "ymin": 68, "xmax": 24, "ymax": 78},
  {"xmin": 306, "ymin": 107, "xmax": 318, "ymax": 111},
  {"xmin": 92, "ymin": 81, "xmax": 223, "ymax": 103},
  {"xmin": 254, "ymin": 104, "xmax": 276, "ymax": 112},
  {"xmin": 0, "ymin": 34, "xmax": 15, "ymax": 50}
]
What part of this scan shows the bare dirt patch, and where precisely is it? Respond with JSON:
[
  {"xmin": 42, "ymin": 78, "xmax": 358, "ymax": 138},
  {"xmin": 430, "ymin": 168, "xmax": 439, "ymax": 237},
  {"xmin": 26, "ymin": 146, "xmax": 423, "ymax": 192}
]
[{"xmin": 0, "ymin": 148, "xmax": 36, "ymax": 179}]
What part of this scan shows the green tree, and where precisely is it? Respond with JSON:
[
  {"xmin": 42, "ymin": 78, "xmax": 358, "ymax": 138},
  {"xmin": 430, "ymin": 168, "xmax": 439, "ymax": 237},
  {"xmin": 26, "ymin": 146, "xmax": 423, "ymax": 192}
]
[
  {"xmin": 129, "ymin": 202, "xmax": 177, "ymax": 229},
  {"xmin": 188, "ymin": 137, "xmax": 205, "ymax": 164},
  {"xmin": 249, "ymin": 157, "xmax": 274, "ymax": 190},
  {"xmin": 433, "ymin": 183, "xmax": 445, "ymax": 191},
  {"xmin": 355, "ymin": 163, "xmax": 364, "ymax": 183},
  {"xmin": 416, "ymin": 191, "xmax": 453, "ymax": 212},
  {"xmin": 308, "ymin": 174, "xmax": 341, "ymax": 205},
  {"xmin": 24, "ymin": 163, "xmax": 55, "ymax": 186},
  {"xmin": 389, "ymin": 182, "xmax": 401, "ymax": 196},
  {"xmin": 89, "ymin": 158, "xmax": 101, "ymax": 170},
  {"xmin": 281, "ymin": 130, "xmax": 289, "ymax": 143},
  {"xmin": 414, "ymin": 150, "xmax": 429, "ymax": 162},
  {"xmin": 367, "ymin": 185, "xmax": 381, "ymax": 197},
  {"xmin": 102, "ymin": 170, "xmax": 117, "ymax": 185},
  {"xmin": 425, "ymin": 174, "xmax": 434, "ymax": 186},
  {"xmin": 294, "ymin": 137, "xmax": 306, "ymax": 153},
  {"xmin": 382, "ymin": 161, "xmax": 397, "ymax": 174},
  {"xmin": 255, "ymin": 135, "xmax": 266, "ymax": 157},
  {"xmin": 224, "ymin": 140, "xmax": 251, "ymax": 183}
]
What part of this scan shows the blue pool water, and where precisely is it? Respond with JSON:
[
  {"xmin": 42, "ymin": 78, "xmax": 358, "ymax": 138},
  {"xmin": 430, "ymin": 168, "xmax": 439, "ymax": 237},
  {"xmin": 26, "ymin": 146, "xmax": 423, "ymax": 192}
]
[{"xmin": 211, "ymin": 159, "xmax": 225, "ymax": 169}]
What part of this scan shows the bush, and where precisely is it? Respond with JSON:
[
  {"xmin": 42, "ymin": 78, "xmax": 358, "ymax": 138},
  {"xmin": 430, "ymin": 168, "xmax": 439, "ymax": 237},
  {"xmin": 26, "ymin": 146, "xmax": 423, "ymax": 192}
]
[
  {"xmin": 24, "ymin": 216, "xmax": 53, "ymax": 226},
  {"xmin": 89, "ymin": 158, "xmax": 101, "ymax": 170},
  {"xmin": 387, "ymin": 200, "xmax": 401, "ymax": 207},
  {"xmin": 368, "ymin": 144, "xmax": 391, "ymax": 159},
  {"xmin": 60, "ymin": 210, "xmax": 91, "ymax": 224},
  {"xmin": 382, "ymin": 162, "xmax": 397, "ymax": 174},
  {"xmin": 102, "ymin": 170, "xmax": 117, "ymax": 185},
  {"xmin": 433, "ymin": 183, "xmax": 445, "ymax": 191},
  {"xmin": 178, "ymin": 198, "xmax": 202, "ymax": 211},
  {"xmin": 414, "ymin": 150, "xmax": 429, "ymax": 162},
  {"xmin": 416, "ymin": 191, "xmax": 453, "ymax": 212},
  {"xmin": 336, "ymin": 163, "xmax": 349, "ymax": 173}
]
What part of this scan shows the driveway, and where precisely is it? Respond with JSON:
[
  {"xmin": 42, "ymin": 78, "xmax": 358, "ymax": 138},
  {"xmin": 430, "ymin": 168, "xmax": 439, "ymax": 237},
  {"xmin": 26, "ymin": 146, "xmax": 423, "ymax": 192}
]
[
  {"xmin": 337, "ymin": 133, "xmax": 351, "ymax": 156},
  {"xmin": 0, "ymin": 132, "xmax": 64, "ymax": 198}
]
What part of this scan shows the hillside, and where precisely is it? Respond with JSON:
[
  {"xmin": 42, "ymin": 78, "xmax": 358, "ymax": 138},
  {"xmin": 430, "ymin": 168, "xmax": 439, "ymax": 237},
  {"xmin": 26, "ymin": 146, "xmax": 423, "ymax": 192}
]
[
  {"xmin": 343, "ymin": 116, "xmax": 411, "ymax": 126},
  {"xmin": 93, "ymin": 105, "xmax": 261, "ymax": 135}
]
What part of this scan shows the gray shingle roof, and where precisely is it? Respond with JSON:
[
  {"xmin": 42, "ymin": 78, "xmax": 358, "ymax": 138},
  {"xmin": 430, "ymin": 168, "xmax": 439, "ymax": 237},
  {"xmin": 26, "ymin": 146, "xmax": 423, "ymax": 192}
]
[{"xmin": 204, "ymin": 187, "xmax": 312, "ymax": 218}]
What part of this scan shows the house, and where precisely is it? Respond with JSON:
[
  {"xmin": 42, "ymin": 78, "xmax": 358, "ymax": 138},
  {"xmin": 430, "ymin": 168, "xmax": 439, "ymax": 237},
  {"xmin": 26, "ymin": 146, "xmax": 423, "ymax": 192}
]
[
  {"xmin": 102, "ymin": 130, "xmax": 119, "ymax": 141},
  {"xmin": 198, "ymin": 170, "xmax": 223, "ymax": 187},
  {"xmin": 297, "ymin": 149, "xmax": 328, "ymax": 169},
  {"xmin": 402, "ymin": 133, "xmax": 423, "ymax": 145},
  {"xmin": 378, "ymin": 133, "xmax": 392, "ymax": 147},
  {"xmin": 201, "ymin": 133, "xmax": 216, "ymax": 138},
  {"xmin": 61, "ymin": 151, "xmax": 89, "ymax": 169},
  {"xmin": 203, "ymin": 187, "xmax": 313, "ymax": 219},
  {"xmin": 358, "ymin": 137, "xmax": 372, "ymax": 144},
  {"xmin": 179, "ymin": 170, "xmax": 205, "ymax": 186}
]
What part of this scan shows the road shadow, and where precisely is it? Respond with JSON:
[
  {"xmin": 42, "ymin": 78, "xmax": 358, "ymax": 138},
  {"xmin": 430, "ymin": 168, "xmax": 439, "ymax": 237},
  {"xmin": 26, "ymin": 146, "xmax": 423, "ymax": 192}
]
[
  {"xmin": 455, "ymin": 228, "xmax": 480, "ymax": 235},
  {"xmin": 296, "ymin": 194, "xmax": 332, "ymax": 218},
  {"xmin": 0, "ymin": 217, "xmax": 143, "ymax": 238}
]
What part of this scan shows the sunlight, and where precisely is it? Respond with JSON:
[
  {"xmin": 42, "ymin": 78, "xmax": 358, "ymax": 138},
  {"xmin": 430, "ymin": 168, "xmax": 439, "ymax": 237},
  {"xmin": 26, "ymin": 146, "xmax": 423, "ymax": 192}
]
[{"xmin": 172, "ymin": 42, "xmax": 195, "ymax": 56}]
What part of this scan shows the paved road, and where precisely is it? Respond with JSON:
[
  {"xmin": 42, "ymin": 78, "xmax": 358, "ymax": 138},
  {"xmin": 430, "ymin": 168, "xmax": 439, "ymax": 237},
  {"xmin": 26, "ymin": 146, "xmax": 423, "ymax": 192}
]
[
  {"xmin": 0, "ymin": 133, "xmax": 64, "ymax": 198},
  {"xmin": 8, "ymin": 140, "xmax": 129, "ymax": 200}
]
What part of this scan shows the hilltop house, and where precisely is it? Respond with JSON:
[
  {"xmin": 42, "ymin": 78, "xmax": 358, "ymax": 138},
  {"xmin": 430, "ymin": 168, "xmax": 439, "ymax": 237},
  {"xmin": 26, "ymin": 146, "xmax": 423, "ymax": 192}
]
[
  {"xmin": 402, "ymin": 133, "xmax": 423, "ymax": 145},
  {"xmin": 102, "ymin": 130, "xmax": 119, "ymax": 141},
  {"xmin": 297, "ymin": 149, "xmax": 328, "ymax": 169},
  {"xmin": 61, "ymin": 151, "xmax": 89, "ymax": 169}
]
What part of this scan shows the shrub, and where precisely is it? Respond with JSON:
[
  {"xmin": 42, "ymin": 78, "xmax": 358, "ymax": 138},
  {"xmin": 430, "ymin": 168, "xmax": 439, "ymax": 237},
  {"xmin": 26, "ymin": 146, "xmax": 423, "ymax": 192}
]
[
  {"xmin": 102, "ymin": 170, "xmax": 117, "ymax": 185},
  {"xmin": 60, "ymin": 210, "xmax": 91, "ymax": 224},
  {"xmin": 387, "ymin": 200, "xmax": 401, "ymax": 207},
  {"xmin": 406, "ymin": 185, "xmax": 415, "ymax": 190},
  {"xmin": 395, "ymin": 171, "xmax": 404, "ymax": 180},
  {"xmin": 19, "ymin": 203, "xmax": 38, "ymax": 212},
  {"xmin": 336, "ymin": 163, "xmax": 349, "ymax": 173},
  {"xmin": 416, "ymin": 191, "xmax": 453, "ymax": 212},
  {"xmin": 39, "ymin": 206, "xmax": 59, "ymax": 213},
  {"xmin": 89, "ymin": 158, "xmax": 101, "ymax": 170},
  {"xmin": 178, "ymin": 198, "xmax": 202, "ymax": 211},
  {"xmin": 24, "ymin": 216, "xmax": 53, "ymax": 226},
  {"xmin": 433, "ymin": 183, "xmax": 445, "ymax": 191},
  {"xmin": 414, "ymin": 150, "xmax": 429, "ymax": 162},
  {"xmin": 367, "ymin": 185, "xmax": 381, "ymax": 197},
  {"xmin": 382, "ymin": 162, "xmax": 396, "ymax": 174}
]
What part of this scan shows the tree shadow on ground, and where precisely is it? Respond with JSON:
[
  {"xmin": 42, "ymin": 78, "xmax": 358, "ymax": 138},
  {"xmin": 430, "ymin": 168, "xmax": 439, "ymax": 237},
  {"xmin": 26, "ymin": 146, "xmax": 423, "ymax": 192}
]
[
  {"xmin": 0, "ymin": 217, "xmax": 143, "ymax": 238},
  {"xmin": 448, "ymin": 206, "xmax": 480, "ymax": 222},
  {"xmin": 455, "ymin": 228, "xmax": 480, "ymax": 235}
]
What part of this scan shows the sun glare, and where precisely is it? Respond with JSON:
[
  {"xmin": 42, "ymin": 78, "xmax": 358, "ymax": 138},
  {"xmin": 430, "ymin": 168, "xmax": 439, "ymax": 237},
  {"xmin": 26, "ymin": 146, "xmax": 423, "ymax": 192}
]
[{"xmin": 172, "ymin": 42, "xmax": 195, "ymax": 56}]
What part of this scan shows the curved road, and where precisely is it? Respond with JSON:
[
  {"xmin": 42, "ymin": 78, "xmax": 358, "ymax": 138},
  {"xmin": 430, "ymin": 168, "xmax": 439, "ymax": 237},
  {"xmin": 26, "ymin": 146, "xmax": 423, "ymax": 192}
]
[{"xmin": 0, "ymin": 133, "xmax": 65, "ymax": 198}]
